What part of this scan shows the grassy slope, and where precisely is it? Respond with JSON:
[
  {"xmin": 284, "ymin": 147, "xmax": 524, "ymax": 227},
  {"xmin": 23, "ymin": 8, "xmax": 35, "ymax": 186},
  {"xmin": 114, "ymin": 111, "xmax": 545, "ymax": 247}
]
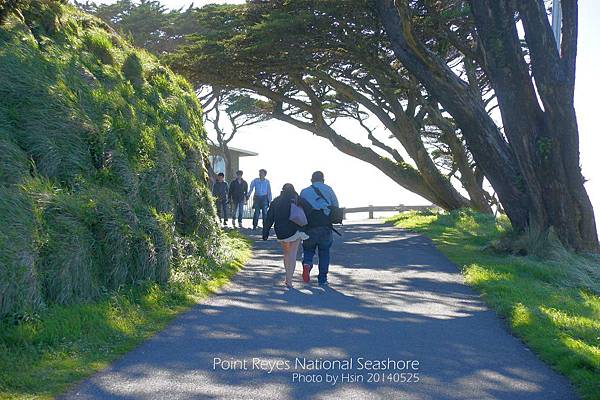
[
  {"xmin": 0, "ymin": 232, "xmax": 251, "ymax": 400},
  {"xmin": 0, "ymin": 3, "xmax": 252, "ymax": 399},
  {"xmin": 388, "ymin": 210, "xmax": 600, "ymax": 400},
  {"xmin": 1, "ymin": 2, "xmax": 219, "ymax": 318}
]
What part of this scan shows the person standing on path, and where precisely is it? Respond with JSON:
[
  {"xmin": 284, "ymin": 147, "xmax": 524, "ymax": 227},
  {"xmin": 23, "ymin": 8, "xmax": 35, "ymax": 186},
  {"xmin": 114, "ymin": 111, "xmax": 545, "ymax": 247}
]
[
  {"xmin": 247, "ymin": 169, "xmax": 272, "ymax": 230},
  {"xmin": 300, "ymin": 171, "xmax": 339, "ymax": 287},
  {"xmin": 262, "ymin": 184, "xmax": 309, "ymax": 288},
  {"xmin": 228, "ymin": 170, "xmax": 248, "ymax": 229},
  {"xmin": 212, "ymin": 172, "xmax": 229, "ymax": 227}
]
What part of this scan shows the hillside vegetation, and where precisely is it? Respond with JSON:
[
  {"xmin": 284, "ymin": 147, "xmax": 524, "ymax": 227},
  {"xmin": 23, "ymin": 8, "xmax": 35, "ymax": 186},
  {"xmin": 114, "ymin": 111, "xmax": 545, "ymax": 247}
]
[
  {"xmin": 0, "ymin": 1, "xmax": 218, "ymax": 318},
  {"xmin": 0, "ymin": 3, "xmax": 255, "ymax": 398}
]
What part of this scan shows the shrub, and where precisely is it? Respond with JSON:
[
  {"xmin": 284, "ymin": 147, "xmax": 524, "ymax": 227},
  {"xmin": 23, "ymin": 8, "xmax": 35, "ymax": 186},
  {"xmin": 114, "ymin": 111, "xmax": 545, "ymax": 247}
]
[
  {"xmin": 0, "ymin": 0, "xmax": 29, "ymax": 25},
  {"xmin": 122, "ymin": 52, "xmax": 144, "ymax": 87},
  {"xmin": 83, "ymin": 31, "xmax": 114, "ymax": 65}
]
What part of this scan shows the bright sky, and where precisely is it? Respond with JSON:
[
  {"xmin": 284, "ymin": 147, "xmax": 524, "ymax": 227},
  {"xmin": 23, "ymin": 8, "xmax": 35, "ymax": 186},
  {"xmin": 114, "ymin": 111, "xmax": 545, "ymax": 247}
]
[{"xmin": 91, "ymin": 0, "xmax": 600, "ymax": 222}]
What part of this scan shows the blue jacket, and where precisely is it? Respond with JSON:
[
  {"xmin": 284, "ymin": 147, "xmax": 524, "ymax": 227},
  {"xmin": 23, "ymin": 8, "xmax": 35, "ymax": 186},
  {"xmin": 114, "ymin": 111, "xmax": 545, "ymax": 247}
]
[{"xmin": 248, "ymin": 178, "xmax": 272, "ymax": 202}]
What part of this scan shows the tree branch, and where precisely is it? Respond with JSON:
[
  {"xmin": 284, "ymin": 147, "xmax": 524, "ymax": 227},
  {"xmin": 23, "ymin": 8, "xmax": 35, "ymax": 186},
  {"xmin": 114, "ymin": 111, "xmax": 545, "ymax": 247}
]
[{"xmin": 356, "ymin": 115, "xmax": 405, "ymax": 164}]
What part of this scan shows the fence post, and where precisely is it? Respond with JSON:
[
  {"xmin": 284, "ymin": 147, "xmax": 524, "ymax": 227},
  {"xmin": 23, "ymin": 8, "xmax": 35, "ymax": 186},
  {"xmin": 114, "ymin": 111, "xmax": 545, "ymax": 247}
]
[{"xmin": 369, "ymin": 205, "xmax": 374, "ymax": 219}]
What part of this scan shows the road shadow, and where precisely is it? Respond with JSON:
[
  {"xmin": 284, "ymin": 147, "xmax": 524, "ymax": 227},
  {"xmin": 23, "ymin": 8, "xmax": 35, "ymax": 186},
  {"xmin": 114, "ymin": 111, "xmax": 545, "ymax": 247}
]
[{"xmin": 62, "ymin": 222, "xmax": 578, "ymax": 400}]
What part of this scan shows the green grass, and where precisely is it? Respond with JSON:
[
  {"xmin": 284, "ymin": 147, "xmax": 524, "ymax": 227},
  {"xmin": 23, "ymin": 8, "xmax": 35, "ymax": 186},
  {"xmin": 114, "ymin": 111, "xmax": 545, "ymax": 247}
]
[
  {"xmin": 83, "ymin": 30, "xmax": 114, "ymax": 65},
  {"xmin": 0, "ymin": 231, "xmax": 251, "ymax": 400},
  {"xmin": 388, "ymin": 209, "xmax": 600, "ymax": 400},
  {"xmin": 1, "ymin": 3, "xmax": 219, "ymax": 316},
  {"xmin": 0, "ymin": 4, "xmax": 251, "ymax": 399}
]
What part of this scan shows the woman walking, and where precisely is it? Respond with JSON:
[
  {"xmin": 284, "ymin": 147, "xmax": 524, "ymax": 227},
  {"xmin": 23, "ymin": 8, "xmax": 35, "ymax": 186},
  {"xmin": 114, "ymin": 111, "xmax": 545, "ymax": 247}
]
[{"xmin": 262, "ymin": 184, "xmax": 309, "ymax": 288}]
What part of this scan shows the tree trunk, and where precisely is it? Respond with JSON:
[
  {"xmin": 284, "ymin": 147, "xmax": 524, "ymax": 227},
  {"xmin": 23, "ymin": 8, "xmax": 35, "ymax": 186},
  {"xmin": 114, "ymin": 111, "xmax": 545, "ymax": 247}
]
[
  {"xmin": 392, "ymin": 116, "xmax": 471, "ymax": 210},
  {"xmin": 376, "ymin": 0, "xmax": 598, "ymax": 252},
  {"xmin": 426, "ymin": 104, "xmax": 493, "ymax": 214},
  {"xmin": 320, "ymin": 123, "xmax": 452, "ymax": 208},
  {"xmin": 441, "ymin": 130, "xmax": 493, "ymax": 215},
  {"xmin": 375, "ymin": 0, "xmax": 531, "ymax": 232},
  {"xmin": 469, "ymin": 0, "xmax": 599, "ymax": 252}
]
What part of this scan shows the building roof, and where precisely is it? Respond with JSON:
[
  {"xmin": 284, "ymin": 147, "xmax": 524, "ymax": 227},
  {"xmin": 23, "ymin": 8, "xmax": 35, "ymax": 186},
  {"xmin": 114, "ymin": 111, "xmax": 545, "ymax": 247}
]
[
  {"xmin": 209, "ymin": 145, "xmax": 258, "ymax": 157},
  {"xmin": 229, "ymin": 146, "xmax": 258, "ymax": 157}
]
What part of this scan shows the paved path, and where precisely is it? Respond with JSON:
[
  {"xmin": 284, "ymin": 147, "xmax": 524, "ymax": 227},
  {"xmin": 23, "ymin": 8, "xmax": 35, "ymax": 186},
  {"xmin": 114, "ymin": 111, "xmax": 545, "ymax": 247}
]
[{"xmin": 63, "ymin": 221, "xmax": 578, "ymax": 400}]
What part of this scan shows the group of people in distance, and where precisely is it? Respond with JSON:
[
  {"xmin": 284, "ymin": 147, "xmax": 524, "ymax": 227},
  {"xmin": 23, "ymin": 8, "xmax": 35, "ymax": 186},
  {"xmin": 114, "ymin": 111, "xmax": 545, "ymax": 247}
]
[
  {"xmin": 211, "ymin": 169, "xmax": 272, "ymax": 229},
  {"xmin": 212, "ymin": 170, "xmax": 339, "ymax": 288}
]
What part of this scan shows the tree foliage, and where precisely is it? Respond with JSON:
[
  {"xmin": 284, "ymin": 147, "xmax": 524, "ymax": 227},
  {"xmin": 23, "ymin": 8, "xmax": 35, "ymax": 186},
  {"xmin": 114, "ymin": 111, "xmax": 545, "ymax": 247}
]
[
  {"xmin": 74, "ymin": 0, "xmax": 198, "ymax": 54},
  {"xmin": 200, "ymin": 86, "xmax": 271, "ymax": 180},
  {"xmin": 170, "ymin": 0, "xmax": 494, "ymax": 212}
]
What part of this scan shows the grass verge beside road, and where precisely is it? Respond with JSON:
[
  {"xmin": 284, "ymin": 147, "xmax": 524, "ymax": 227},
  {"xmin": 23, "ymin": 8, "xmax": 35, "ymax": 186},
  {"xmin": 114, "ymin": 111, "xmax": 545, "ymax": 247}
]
[
  {"xmin": 0, "ymin": 232, "xmax": 251, "ymax": 400},
  {"xmin": 388, "ymin": 210, "xmax": 600, "ymax": 400}
]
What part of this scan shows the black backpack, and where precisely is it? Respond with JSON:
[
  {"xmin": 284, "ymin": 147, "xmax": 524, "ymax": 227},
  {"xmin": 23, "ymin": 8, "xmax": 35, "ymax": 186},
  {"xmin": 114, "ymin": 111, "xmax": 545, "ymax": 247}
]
[{"xmin": 311, "ymin": 185, "xmax": 343, "ymax": 224}]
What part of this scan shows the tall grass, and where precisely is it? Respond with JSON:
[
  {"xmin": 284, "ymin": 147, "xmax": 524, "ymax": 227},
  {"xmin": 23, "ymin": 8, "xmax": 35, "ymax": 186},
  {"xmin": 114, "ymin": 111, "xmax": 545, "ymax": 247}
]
[
  {"xmin": 0, "ymin": 187, "xmax": 40, "ymax": 317},
  {"xmin": 0, "ymin": 3, "xmax": 219, "ymax": 319},
  {"xmin": 0, "ymin": 231, "xmax": 251, "ymax": 399}
]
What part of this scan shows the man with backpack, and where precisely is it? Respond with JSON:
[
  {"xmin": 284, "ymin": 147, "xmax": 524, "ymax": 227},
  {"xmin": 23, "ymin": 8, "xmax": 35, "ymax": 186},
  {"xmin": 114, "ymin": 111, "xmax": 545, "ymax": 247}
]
[{"xmin": 299, "ymin": 171, "xmax": 340, "ymax": 287}]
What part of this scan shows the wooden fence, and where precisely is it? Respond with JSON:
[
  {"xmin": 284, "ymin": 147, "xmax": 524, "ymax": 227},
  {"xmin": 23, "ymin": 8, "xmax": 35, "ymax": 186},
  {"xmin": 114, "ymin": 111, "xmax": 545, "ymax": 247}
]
[
  {"xmin": 342, "ymin": 204, "xmax": 440, "ymax": 220},
  {"xmin": 237, "ymin": 200, "xmax": 439, "ymax": 220}
]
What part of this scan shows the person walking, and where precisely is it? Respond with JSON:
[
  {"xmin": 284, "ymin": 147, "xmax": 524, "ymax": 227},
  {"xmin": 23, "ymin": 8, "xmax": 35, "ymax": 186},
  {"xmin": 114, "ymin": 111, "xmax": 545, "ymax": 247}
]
[
  {"xmin": 212, "ymin": 172, "xmax": 229, "ymax": 227},
  {"xmin": 300, "ymin": 171, "xmax": 339, "ymax": 287},
  {"xmin": 262, "ymin": 184, "xmax": 309, "ymax": 288},
  {"xmin": 247, "ymin": 169, "xmax": 272, "ymax": 230},
  {"xmin": 229, "ymin": 170, "xmax": 248, "ymax": 228}
]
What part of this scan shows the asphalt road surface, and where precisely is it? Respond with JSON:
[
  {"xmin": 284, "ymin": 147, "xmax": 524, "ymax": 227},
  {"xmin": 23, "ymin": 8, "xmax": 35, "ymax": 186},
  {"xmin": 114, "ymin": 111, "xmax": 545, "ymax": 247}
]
[{"xmin": 62, "ymin": 221, "xmax": 578, "ymax": 400}]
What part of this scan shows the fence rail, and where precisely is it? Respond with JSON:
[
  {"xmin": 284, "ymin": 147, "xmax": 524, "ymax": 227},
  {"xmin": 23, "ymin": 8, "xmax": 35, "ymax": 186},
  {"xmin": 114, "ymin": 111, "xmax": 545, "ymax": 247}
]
[
  {"xmin": 235, "ymin": 201, "xmax": 439, "ymax": 220},
  {"xmin": 342, "ymin": 204, "xmax": 439, "ymax": 220}
]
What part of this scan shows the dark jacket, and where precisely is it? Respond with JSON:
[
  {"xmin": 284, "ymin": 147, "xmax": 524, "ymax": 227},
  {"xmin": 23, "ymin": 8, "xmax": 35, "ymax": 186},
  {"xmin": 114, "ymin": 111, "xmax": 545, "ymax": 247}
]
[
  {"xmin": 262, "ymin": 193, "xmax": 308, "ymax": 240},
  {"xmin": 212, "ymin": 181, "xmax": 228, "ymax": 201},
  {"xmin": 300, "ymin": 184, "xmax": 338, "ymax": 229},
  {"xmin": 228, "ymin": 178, "xmax": 248, "ymax": 202},
  {"xmin": 305, "ymin": 208, "xmax": 332, "ymax": 229}
]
